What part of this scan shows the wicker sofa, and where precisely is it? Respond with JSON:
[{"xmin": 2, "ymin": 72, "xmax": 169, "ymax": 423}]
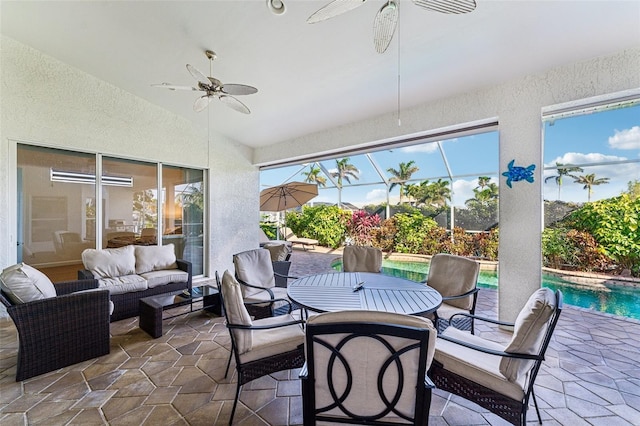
[{"xmin": 78, "ymin": 244, "xmax": 192, "ymax": 321}]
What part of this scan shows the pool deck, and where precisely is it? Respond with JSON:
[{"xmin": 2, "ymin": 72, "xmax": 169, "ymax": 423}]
[{"xmin": 1, "ymin": 247, "xmax": 639, "ymax": 425}]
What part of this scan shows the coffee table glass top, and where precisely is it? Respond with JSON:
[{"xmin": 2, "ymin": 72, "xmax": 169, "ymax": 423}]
[{"xmin": 287, "ymin": 272, "xmax": 442, "ymax": 315}]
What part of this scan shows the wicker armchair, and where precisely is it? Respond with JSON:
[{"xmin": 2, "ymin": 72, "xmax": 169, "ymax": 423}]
[
  {"xmin": 429, "ymin": 288, "xmax": 563, "ymax": 425},
  {"xmin": 216, "ymin": 270, "xmax": 305, "ymax": 425},
  {"xmin": 233, "ymin": 248, "xmax": 297, "ymax": 319},
  {"xmin": 0, "ymin": 279, "xmax": 111, "ymax": 381},
  {"xmin": 301, "ymin": 310, "xmax": 437, "ymax": 425},
  {"xmin": 424, "ymin": 253, "xmax": 480, "ymax": 333},
  {"xmin": 342, "ymin": 245, "xmax": 383, "ymax": 273}
]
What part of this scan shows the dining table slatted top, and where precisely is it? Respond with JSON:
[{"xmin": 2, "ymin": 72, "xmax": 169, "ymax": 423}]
[{"xmin": 287, "ymin": 272, "xmax": 442, "ymax": 315}]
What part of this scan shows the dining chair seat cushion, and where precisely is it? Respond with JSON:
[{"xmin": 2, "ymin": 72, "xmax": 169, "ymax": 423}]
[
  {"xmin": 433, "ymin": 301, "xmax": 467, "ymax": 321},
  {"xmin": 221, "ymin": 270, "xmax": 253, "ymax": 354},
  {"xmin": 82, "ymin": 245, "xmax": 136, "ymax": 279},
  {"xmin": 234, "ymin": 249, "xmax": 276, "ymax": 297},
  {"xmin": 134, "ymin": 244, "xmax": 177, "ymax": 274},
  {"xmin": 0, "ymin": 263, "xmax": 56, "ymax": 304},
  {"xmin": 342, "ymin": 246, "xmax": 382, "ymax": 273},
  {"xmin": 500, "ymin": 287, "xmax": 556, "ymax": 382},
  {"xmin": 427, "ymin": 254, "xmax": 479, "ymax": 310},
  {"xmin": 239, "ymin": 313, "xmax": 305, "ymax": 363},
  {"xmin": 435, "ymin": 327, "xmax": 526, "ymax": 400},
  {"xmin": 243, "ymin": 286, "xmax": 290, "ymax": 310},
  {"xmin": 306, "ymin": 310, "xmax": 436, "ymax": 422}
]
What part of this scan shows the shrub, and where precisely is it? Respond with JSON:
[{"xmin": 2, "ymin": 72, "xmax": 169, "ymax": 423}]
[
  {"xmin": 285, "ymin": 205, "xmax": 349, "ymax": 249},
  {"xmin": 392, "ymin": 212, "xmax": 438, "ymax": 253},
  {"xmin": 565, "ymin": 194, "xmax": 640, "ymax": 276},
  {"xmin": 346, "ymin": 210, "xmax": 381, "ymax": 246},
  {"xmin": 474, "ymin": 228, "xmax": 499, "ymax": 260}
]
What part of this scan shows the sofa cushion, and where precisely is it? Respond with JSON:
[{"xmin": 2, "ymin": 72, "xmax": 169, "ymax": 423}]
[
  {"xmin": 134, "ymin": 244, "xmax": 177, "ymax": 274},
  {"xmin": 82, "ymin": 245, "xmax": 136, "ymax": 278},
  {"xmin": 140, "ymin": 269, "xmax": 189, "ymax": 288},
  {"xmin": 0, "ymin": 263, "xmax": 56, "ymax": 304},
  {"xmin": 98, "ymin": 274, "xmax": 148, "ymax": 294}
]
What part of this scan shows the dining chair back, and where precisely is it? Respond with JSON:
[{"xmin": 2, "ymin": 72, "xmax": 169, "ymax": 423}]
[
  {"xmin": 342, "ymin": 245, "xmax": 383, "ymax": 273},
  {"xmin": 301, "ymin": 310, "xmax": 436, "ymax": 425}
]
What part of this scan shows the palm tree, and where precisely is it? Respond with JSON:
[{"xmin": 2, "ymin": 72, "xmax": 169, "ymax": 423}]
[
  {"xmin": 545, "ymin": 162, "xmax": 583, "ymax": 200},
  {"xmin": 331, "ymin": 158, "xmax": 359, "ymax": 207},
  {"xmin": 411, "ymin": 179, "xmax": 451, "ymax": 207},
  {"xmin": 302, "ymin": 164, "xmax": 327, "ymax": 187},
  {"xmin": 387, "ymin": 161, "xmax": 419, "ymax": 204},
  {"xmin": 466, "ymin": 177, "xmax": 498, "ymax": 205},
  {"xmin": 574, "ymin": 173, "xmax": 610, "ymax": 202}
]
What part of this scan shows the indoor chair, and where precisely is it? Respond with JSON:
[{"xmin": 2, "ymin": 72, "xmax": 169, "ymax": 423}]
[
  {"xmin": 301, "ymin": 310, "xmax": 437, "ymax": 425},
  {"xmin": 429, "ymin": 288, "xmax": 563, "ymax": 426},
  {"xmin": 216, "ymin": 270, "xmax": 305, "ymax": 425},
  {"xmin": 425, "ymin": 253, "xmax": 480, "ymax": 333},
  {"xmin": 342, "ymin": 245, "xmax": 383, "ymax": 273},
  {"xmin": 233, "ymin": 248, "xmax": 297, "ymax": 319}
]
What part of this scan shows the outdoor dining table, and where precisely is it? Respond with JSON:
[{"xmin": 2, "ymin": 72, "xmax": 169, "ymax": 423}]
[{"xmin": 287, "ymin": 272, "xmax": 442, "ymax": 315}]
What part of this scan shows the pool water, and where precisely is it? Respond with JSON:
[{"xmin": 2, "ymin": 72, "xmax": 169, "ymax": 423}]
[{"xmin": 332, "ymin": 259, "xmax": 640, "ymax": 320}]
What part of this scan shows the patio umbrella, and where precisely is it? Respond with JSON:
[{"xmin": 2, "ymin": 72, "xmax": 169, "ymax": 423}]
[
  {"xmin": 260, "ymin": 182, "xmax": 318, "ymax": 239},
  {"xmin": 260, "ymin": 181, "xmax": 318, "ymax": 212}
]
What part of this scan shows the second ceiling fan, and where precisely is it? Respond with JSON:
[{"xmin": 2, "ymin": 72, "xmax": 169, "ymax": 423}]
[{"xmin": 307, "ymin": 0, "xmax": 477, "ymax": 54}]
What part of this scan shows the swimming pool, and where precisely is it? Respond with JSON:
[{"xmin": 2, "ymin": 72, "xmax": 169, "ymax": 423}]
[{"xmin": 332, "ymin": 259, "xmax": 640, "ymax": 320}]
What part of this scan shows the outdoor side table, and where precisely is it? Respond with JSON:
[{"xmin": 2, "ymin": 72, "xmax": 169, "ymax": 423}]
[{"xmin": 139, "ymin": 284, "xmax": 220, "ymax": 338}]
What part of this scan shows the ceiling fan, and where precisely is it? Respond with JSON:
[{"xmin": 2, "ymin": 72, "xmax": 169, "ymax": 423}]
[
  {"xmin": 152, "ymin": 50, "xmax": 258, "ymax": 114},
  {"xmin": 307, "ymin": 0, "xmax": 477, "ymax": 54}
]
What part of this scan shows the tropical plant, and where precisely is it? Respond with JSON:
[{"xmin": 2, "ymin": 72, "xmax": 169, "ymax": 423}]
[
  {"xmin": 573, "ymin": 173, "xmax": 610, "ymax": 202},
  {"xmin": 566, "ymin": 194, "xmax": 639, "ymax": 275},
  {"xmin": 331, "ymin": 158, "xmax": 359, "ymax": 207},
  {"xmin": 407, "ymin": 179, "xmax": 451, "ymax": 207},
  {"xmin": 542, "ymin": 227, "xmax": 610, "ymax": 272},
  {"xmin": 390, "ymin": 212, "xmax": 438, "ymax": 253},
  {"xmin": 302, "ymin": 164, "xmax": 327, "ymax": 187},
  {"xmin": 544, "ymin": 162, "xmax": 583, "ymax": 200},
  {"xmin": 346, "ymin": 210, "xmax": 381, "ymax": 246},
  {"xmin": 625, "ymin": 179, "xmax": 640, "ymax": 200},
  {"xmin": 387, "ymin": 161, "xmax": 419, "ymax": 204}
]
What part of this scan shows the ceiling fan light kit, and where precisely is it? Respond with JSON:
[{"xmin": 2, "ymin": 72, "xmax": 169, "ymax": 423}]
[
  {"xmin": 267, "ymin": 0, "xmax": 286, "ymax": 15},
  {"xmin": 152, "ymin": 49, "xmax": 257, "ymax": 114}
]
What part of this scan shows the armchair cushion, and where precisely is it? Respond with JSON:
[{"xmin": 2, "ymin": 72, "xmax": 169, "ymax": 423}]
[
  {"xmin": 221, "ymin": 270, "xmax": 253, "ymax": 354},
  {"xmin": 500, "ymin": 287, "xmax": 556, "ymax": 381},
  {"xmin": 0, "ymin": 263, "xmax": 56, "ymax": 304},
  {"xmin": 82, "ymin": 245, "xmax": 135, "ymax": 278},
  {"xmin": 240, "ymin": 314, "xmax": 305, "ymax": 363},
  {"xmin": 435, "ymin": 327, "xmax": 526, "ymax": 400},
  {"xmin": 134, "ymin": 244, "xmax": 177, "ymax": 274},
  {"xmin": 233, "ymin": 249, "xmax": 276, "ymax": 297}
]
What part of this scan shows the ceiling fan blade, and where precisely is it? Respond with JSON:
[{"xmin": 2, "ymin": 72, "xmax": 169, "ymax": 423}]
[
  {"xmin": 412, "ymin": 0, "xmax": 476, "ymax": 14},
  {"xmin": 193, "ymin": 95, "xmax": 212, "ymax": 112},
  {"xmin": 151, "ymin": 83, "xmax": 199, "ymax": 91},
  {"xmin": 373, "ymin": 1, "xmax": 398, "ymax": 54},
  {"xmin": 221, "ymin": 84, "xmax": 258, "ymax": 96},
  {"xmin": 307, "ymin": 0, "xmax": 368, "ymax": 24},
  {"xmin": 219, "ymin": 95, "xmax": 251, "ymax": 114},
  {"xmin": 186, "ymin": 64, "xmax": 211, "ymax": 86}
]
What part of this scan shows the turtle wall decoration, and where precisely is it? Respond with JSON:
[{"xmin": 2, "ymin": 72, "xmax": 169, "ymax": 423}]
[{"xmin": 502, "ymin": 160, "xmax": 536, "ymax": 188}]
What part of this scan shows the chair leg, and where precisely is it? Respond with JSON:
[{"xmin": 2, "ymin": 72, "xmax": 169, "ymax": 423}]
[
  {"xmin": 225, "ymin": 343, "xmax": 234, "ymax": 378},
  {"xmin": 229, "ymin": 382, "xmax": 242, "ymax": 426},
  {"xmin": 531, "ymin": 389, "xmax": 542, "ymax": 424}
]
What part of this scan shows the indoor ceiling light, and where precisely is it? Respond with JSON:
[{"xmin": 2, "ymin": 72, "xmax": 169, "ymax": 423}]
[
  {"xmin": 50, "ymin": 169, "xmax": 133, "ymax": 187},
  {"xmin": 267, "ymin": 0, "xmax": 286, "ymax": 15}
]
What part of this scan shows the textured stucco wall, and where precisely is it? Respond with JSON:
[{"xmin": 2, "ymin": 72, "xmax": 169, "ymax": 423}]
[
  {"xmin": 0, "ymin": 36, "xmax": 258, "ymax": 274},
  {"xmin": 255, "ymin": 47, "xmax": 640, "ymax": 321}
]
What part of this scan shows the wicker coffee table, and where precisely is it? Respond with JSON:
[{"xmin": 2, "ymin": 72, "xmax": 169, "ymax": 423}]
[{"xmin": 139, "ymin": 285, "xmax": 220, "ymax": 338}]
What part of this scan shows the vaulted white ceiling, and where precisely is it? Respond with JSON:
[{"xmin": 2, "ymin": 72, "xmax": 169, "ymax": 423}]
[{"xmin": 2, "ymin": 1, "xmax": 639, "ymax": 148}]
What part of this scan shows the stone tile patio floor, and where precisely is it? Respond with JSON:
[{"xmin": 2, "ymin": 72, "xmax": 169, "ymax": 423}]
[{"xmin": 1, "ymin": 248, "xmax": 640, "ymax": 425}]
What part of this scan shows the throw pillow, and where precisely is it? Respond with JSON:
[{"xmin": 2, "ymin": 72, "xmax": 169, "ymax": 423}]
[
  {"xmin": 134, "ymin": 244, "xmax": 177, "ymax": 274},
  {"xmin": 0, "ymin": 263, "xmax": 56, "ymax": 304}
]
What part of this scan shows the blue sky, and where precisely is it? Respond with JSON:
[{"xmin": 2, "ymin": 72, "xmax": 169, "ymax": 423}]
[{"xmin": 261, "ymin": 104, "xmax": 640, "ymax": 208}]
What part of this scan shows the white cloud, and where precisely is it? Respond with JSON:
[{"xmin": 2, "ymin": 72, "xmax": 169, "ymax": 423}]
[
  {"xmin": 400, "ymin": 143, "xmax": 439, "ymax": 154},
  {"xmin": 365, "ymin": 188, "xmax": 387, "ymax": 202},
  {"xmin": 608, "ymin": 126, "xmax": 640, "ymax": 150},
  {"xmin": 545, "ymin": 152, "xmax": 628, "ymax": 169},
  {"xmin": 451, "ymin": 179, "xmax": 478, "ymax": 207}
]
